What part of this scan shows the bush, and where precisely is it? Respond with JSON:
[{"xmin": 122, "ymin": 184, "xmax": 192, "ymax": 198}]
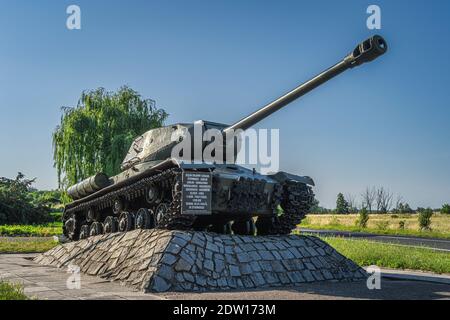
[
  {"xmin": 398, "ymin": 221, "xmax": 405, "ymax": 230},
  {"xmin": 418, "ymin": 208, "xmax": 434, "ymax": 231},
  {"xmin": 50, "ymin": 211, "xmax": 63, "ymax": 222},
  {"xmin": 357, "ymin": 208, "xmax": 369, "ymax": 228},
  {"xmin": 376, "ymin": 221, "xmax": 389, "ymax": 230},
  {"xmin": 0, "ymin": 173, "xmax": 52, "ymax": 225},
  {"xmin": 441, "ymin": 204, "xmax": 450, "ymax": 214}
]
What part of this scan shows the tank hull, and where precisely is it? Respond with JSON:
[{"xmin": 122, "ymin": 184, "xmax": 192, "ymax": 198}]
[{"xmin": 62, "ymin": 159, "xmax": 314, "ymax": 241}]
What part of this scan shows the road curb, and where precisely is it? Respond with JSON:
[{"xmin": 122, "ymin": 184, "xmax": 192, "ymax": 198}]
[{"xmin": 366, "ymin": 267, "xmax": 450, "ymax": 285}]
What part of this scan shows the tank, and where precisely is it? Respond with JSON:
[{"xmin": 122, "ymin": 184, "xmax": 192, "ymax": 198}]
[{"xmin": 63, "ymin": 35, "xmax": 388, "ymax": 241}]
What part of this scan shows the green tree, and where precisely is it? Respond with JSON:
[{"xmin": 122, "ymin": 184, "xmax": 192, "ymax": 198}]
[
  {"xmin": 29, "ymin": 190, "xmax": 66, "ymax": 207},
  {"xmin": 52, "ymin": 86, "xmax": 168, "ymax": 188},
  {"xmin": 0, "ymin": 173, "xmax": 52, "ymax": 224},
  {"xmin": 393, "ymin": 202, "xmax": 413, "ymax": 214},
  {"xmin": 441, "ymin": 203, "xmax": 450, "ymax": 214},
  {"xmin": 308, "ymin": 199, "xmax": 331, "ymax": 214},
  {"xmin": 335, "ymin": 193, "xmax": 349, "ymax": 214}
]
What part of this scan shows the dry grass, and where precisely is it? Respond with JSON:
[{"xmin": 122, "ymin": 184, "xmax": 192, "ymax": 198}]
[
  {"xmin": 300, "ymin": 213, "xmax": 450, "ymax": 239},
  {"xmin": 304, "ymin": 213, "xmax": 450, "ymax": 232}
]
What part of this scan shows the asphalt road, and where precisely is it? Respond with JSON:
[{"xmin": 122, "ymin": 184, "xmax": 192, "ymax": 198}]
[
  {"xmin": 162, "ymin": 279, "xmax": 450, "ymax": 300},
  {"xmin": 298, "ymin": 228, "xmax": 450, "ymax": 252}
]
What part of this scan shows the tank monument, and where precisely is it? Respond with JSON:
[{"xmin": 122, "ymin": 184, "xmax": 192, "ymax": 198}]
[{"xmin": 36, "ymin": 35, "xmax": 388, "ymax": 292}]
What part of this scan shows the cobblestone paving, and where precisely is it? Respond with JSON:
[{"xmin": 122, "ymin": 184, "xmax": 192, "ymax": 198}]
[{"xmin": 0, "ymin": 254, "xmax": 161, "ymax": 300}]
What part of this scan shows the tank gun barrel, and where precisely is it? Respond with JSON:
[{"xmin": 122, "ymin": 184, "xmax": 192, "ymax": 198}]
[{"xmin": 223, "ymin": 35, "xmax": 387, "ymax": 134}]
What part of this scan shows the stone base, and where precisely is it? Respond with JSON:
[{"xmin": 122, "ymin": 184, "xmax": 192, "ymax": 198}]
[{"xmin": 34, "ymin": 230, "xmax": 367, "ymax": 292}]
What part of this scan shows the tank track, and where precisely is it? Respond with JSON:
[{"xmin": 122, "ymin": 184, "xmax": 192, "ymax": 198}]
[
  {"xmin": 157, "ymin": 172, "xmax": 197, "ymax": 230},
  {"xmin": 256, "ymin": 180, "xmax": 314, "ymax": 235},
  {"xmin": 63, "ymin": 169, "xmax": 314, "ymax": 240},
  {"xmin": 63, "ymin": 168, "xmax": 196, "ymax": 240}
]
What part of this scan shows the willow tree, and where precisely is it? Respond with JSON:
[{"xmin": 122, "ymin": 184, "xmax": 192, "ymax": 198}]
[{"xmin": 53, "ymin": 86, "xmax": 168, "ymax": 188}]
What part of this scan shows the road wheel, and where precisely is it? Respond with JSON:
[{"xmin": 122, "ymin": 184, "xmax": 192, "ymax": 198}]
[
  {"xmin": 64, "ymin": 214, "xmax": 79, "ymax": 240},
  {"xmin": 103, "ymin": 216, "xmax": 118, "ymax": 233},
  {"xmin": 135, "ymin": 208, "xmax": 155, "ymax": 229},
  {"xmin": 118, "ymin": 212, "xmax": 135, "ymax": 232},
  {"xmin": 89, "ymin": 222, "xmax": 103, "ymax": 237},
  {"xmin": 79, "ymin": 225, "xmax": 90, "ymax": 240},
  {"xmin": 155, "ymin": 202, "xmax": 170, "ymax": 228},
  {"xmin": 145, "ymin": 185, "xmax": 161, "ymax": 205}
]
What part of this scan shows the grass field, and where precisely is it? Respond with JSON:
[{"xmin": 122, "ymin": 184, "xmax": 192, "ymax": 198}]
[
  {"xmin": 322, "ymin": 236, "xmax": 450, "ymax": 274},
  {"xmin": 0, "ymin": 281, "xmax": 27, "ymax": 300},
  {"xmin": 0, "ymin": 222, "xmax": 63, "ymax": 237},
  {"xmin": 0, "ymin": 238, "xmax": 59, "ymax": 253},
  {"xmin": 300, "ymin": 213, "xmax": 450, "ymax": 239}
]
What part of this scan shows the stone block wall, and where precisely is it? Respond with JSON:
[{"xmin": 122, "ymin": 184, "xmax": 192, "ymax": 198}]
[{"xmin": 35, "ymin": 230, "xmax": 367, "ymax": 292}]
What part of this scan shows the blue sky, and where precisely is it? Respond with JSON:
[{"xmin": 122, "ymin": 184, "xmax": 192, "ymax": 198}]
[{"xmin": 0, "ymin": 0, "xmax": 449, "ymax": 209}]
